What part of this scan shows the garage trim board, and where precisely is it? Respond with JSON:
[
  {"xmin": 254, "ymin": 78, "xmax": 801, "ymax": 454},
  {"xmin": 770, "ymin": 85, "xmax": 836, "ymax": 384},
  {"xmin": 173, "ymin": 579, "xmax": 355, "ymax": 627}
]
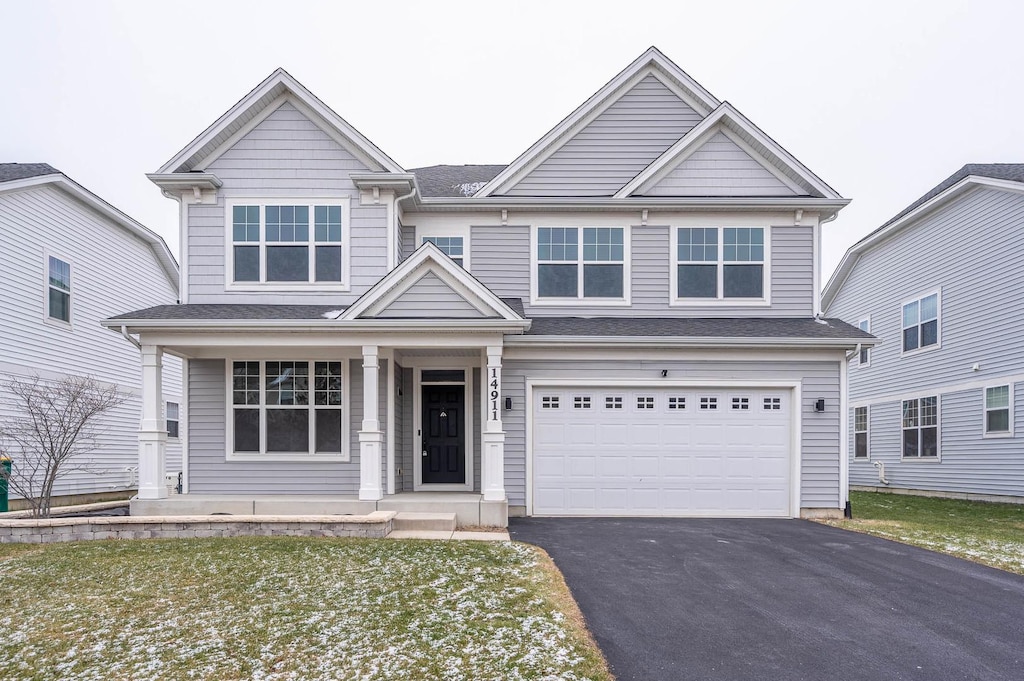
[{"xmin": 526, "ymin": 379, "xmax": 803, "ymax": 518}]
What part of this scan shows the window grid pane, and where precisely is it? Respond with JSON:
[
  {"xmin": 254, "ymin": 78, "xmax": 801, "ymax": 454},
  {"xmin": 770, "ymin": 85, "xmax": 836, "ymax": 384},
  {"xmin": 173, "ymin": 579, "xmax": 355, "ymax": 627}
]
[
  {"xmin": 314, "ymin": 362, "xmax": 343, "ymax": 406},
  {"xmin": 723, "ymin": 228, "xmax": 764, "ymax": 262},
  {"xmin": 232, "ymin": 205, "xmax": 260, "ymax": 242},
  {"xmin": 677, "ymin": 228, "xmax": 718, "ymax": 262},
  {"xmin": 314, "ymin": 205, "xmax": 342, "ymax": 243},
  {"xmin": 48, "ymin": 256, "xmax": 71, "ymax": 291},
  {"xmin": 265, "ymin": 361, "xmax": 309, "ymax": 406},
  {"xmin": 265, "ymin": 205, "xmax": 310, "ymax": 242},
  {"xmin": 537, "ymin": 227, "xmax": 578, "ymax": 261},
  {"xmin": 986, "ymin": 386, "xmax": 1009, "ymax": 410},
  {"xmin": 232, "ymin": 362, "xmax": 261, "ymax": 405},
  {"xmin": 582, "ymin": 227, "xmax": 623, "ymax": 262}
]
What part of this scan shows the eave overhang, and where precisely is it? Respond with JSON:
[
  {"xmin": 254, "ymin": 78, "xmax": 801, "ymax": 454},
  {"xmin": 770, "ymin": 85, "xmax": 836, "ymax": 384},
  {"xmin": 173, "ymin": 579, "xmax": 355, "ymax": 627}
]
[
  {"xmin": 505, "ymin": 335, "xmax": 875, "ymax": 349},
  {"xmin": 146, "ymin": 172, "xmax": 224, "ymax": 192},
  {"xmin": 103, "ymin": 318, "xmax": 532, "ymax": 335}
]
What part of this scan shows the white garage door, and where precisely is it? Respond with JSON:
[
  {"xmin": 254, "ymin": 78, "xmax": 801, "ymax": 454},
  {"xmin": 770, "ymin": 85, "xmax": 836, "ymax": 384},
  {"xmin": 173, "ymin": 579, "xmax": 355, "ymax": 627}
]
[{"xmin": 532, "ymin": 387, "xmax": 793, "ymax": 517}]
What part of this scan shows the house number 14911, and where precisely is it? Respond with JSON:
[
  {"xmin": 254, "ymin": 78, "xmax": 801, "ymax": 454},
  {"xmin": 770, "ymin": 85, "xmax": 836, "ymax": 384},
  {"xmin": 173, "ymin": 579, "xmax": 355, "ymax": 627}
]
[{"xmin": 490, "ymin": 367, "xmax": 500, "ymax": 421}]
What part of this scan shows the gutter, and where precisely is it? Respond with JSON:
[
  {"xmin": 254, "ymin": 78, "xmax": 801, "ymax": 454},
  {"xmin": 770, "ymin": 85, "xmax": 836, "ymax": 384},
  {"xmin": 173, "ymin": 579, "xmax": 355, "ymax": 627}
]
[
  {"xmin": 410, "ymin": 196, "xmax": 851, "ymax": 212},
  {"xmin": 101, "ymin": 318, "xmax": 532, "ymax": 333},
  {"xmin": 503, "ymin": 335, "xmax": 874, "ymax": 349}
]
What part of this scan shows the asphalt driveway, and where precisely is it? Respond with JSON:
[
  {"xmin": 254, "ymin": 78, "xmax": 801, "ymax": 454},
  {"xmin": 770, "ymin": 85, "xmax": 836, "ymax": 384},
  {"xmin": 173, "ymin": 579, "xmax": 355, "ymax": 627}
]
[{"xmin": 509, "ymin": 518, "xmax": 1024, "ymax": 681}]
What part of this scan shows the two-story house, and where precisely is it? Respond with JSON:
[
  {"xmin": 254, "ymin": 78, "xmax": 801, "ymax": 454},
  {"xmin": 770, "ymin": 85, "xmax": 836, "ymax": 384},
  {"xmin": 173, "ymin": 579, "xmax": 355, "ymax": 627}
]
[
  {"xmin": 108, "ymin": 48, "xmax": 870, "ymax": 526},
  {"xmin": 0, "ymin": 163, "xmax": 183, "ymax": 508},
  {"xmin": 824, "ymin": 165, "xmax": 1024, "ymax": 504}
]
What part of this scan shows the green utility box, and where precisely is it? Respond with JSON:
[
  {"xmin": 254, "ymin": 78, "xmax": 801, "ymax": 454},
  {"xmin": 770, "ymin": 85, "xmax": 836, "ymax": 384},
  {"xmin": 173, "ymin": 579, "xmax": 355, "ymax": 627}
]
[{"xmin": 0, "ymin": 456, "xmax": 11, "ymax": 513}]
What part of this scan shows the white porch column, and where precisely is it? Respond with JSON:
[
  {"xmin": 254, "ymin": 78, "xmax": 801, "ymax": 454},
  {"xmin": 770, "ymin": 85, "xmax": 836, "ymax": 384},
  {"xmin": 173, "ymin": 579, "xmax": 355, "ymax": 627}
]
[
  {"xmin": 359, "ymin": 345, "xmax": 384, "ymax": 501},
  {"xmin": 481, "ymin": 345, "xmax": 506, "ymax": 502},
  {"xmin": 138, "ymin": 344, "xmax": 168, "ymax": 500}
]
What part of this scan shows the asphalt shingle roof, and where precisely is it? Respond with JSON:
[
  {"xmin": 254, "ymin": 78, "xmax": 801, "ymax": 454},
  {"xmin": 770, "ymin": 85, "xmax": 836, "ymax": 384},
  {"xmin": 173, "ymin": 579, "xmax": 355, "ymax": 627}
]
[
  {"xmin": 0, "ymin": 163, "xmax": 60, "ymax": 182},
  {"xmin": 410, "ymin": 165, "xmax": 506, "ymax": 197},
  {"xmin": 110, "ymin": 299, "xmax": 527, "ymax": 321}
]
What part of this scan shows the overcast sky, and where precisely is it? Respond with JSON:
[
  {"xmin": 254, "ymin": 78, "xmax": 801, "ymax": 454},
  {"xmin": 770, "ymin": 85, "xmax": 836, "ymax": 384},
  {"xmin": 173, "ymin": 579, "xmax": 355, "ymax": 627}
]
[{"xmin": 4, "ymin": 0, "xmax": 1023, "ymax": 283}]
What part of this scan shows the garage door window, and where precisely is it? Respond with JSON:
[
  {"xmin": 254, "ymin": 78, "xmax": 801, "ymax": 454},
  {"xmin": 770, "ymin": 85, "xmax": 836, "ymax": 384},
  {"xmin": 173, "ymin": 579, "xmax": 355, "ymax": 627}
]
[
  {"xmin": 764, "ymin": 397, "xmax": 781, "ymax": 410},
  {"xmin": 732, "ymin": 397, "xmax": 750, "ymax": 410},
  {"xmin": 700, "ymin": 397, "xmax": 718, "ymax": 410},
  {"xmin": 637, "ymin": 396, "xmax": 655, "ymax": 409},
  {"xmin": 541, "ymin": 396, "xmax": 559, "ymax": 409},
  {"xmin": 605, "ymin": 397, "xmax": 623, "ymax": 409},
  {"xmin": 668, "ymin": 397, "xmax": 686, "ymax": 410},
  {"xmin": 574, "ymin": 396, "xmax": 591, "ymax": 409}
]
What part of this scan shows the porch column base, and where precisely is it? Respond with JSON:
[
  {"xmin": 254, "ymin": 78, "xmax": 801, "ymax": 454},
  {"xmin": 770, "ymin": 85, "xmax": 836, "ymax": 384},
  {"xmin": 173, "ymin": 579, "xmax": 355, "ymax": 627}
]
[
  {"xmin": 358, "ymin": 430, "xmax": 384, "ymax": 501},
  {"xmin": 138, "ymin": 430, "xmax": 168, "ymax": 500},
  {"xmin": 481, "ymin": 431, "xmax": 506, "ymax": 502}
]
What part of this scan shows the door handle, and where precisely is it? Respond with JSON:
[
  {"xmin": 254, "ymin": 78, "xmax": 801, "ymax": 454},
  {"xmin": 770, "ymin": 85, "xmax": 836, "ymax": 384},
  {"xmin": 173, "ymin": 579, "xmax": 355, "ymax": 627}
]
[{"xmin": 422, "ymin": 450, "xmax": 428, "ymax": 457}]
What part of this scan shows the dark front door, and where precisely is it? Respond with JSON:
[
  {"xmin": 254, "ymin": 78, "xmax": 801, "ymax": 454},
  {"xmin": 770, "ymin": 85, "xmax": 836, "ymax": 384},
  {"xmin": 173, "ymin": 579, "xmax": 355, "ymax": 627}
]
[{"xmin": 422, "ymin": 384, "xmax": 466, "ymax": 484}]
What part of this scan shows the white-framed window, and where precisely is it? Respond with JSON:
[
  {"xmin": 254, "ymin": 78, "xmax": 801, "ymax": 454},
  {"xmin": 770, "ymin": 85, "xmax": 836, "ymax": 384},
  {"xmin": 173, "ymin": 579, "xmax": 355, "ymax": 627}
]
[
  {"xmin": 422, "ymin": 236, "xmax": 464, "ymax": 267},
  {"xmin": 166, "ymin": 402, "xmax": 180, "ymax": 439},
  {"xmin": 902, "ymin": 291, "xmax": 939, "ymax": 353},
  {"xmin": 858, "ymin": 318, "xmax": 870, "ymax": 366},
  {"xmin": 47, "ymin": 255, "xmax": 72, "ymax": 323},
  {"xmin": 672, "ymin": 227, "xmax": 768, "ymax": 303},
  {"xmin": 984, "ymin": 385, "xmax": 1013, "ymax": 437},
  {"xmin": 534, "ymin": 226, "xmax": 628, "ymax": 303},
  {"xmin": 226, "ymin": 200, "xmax": 350, "ymax": 289},
  {"xmin": 902, "ymin": 396, "xmax": 938, "ymax": 459},
  {"xmin": 854, "ymin": 406, "xmax": 868, "ymax": 459},
  {"xmin": 228, "ymin": 360, "xmax": 346, "ymax": 460}
]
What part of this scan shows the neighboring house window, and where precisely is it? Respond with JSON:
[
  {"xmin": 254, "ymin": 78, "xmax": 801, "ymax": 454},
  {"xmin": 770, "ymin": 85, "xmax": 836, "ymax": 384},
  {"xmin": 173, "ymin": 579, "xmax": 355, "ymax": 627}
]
[
  {"xmin": 984, "ymin": 385, "xmax": 1012, "ymax": 436},
  {"xmin": 166, "ymin": 402, "xmax": 180, "ymax": 439},
  {"xmin": 902, "ymin": 397, "xmax": 938, "ymax": 458},
  {"xmin": 854, "ymin": 406, "xmax": 868, "ymax": 459},
  {"xmin": 536, "ymin": 227, "xmax": 624, "ymax": 300},
  {"xmin": 230, "ymin": 202, "xmax": 346, "ymax": 285},
  {"xmin": 676, "ymin": 227, "xmax": 765, "ymax": 300},
  {"xmin": 422, "ymin": 236, "xmax": 464, "ymax": 267},
  {"xmin": 230, "ymin": 361, "xmax": 344, "ymax": 457},
  {"xmin": 902, "ymin": 292, "xmax": 939, "ymax": 353},
  {"xmin": 47, "ymin": 256, "xmax": 71, "ymax": 322},
  {"xmin": 858, "ymin": 319, "xmax": 870, "ymax": 365}
]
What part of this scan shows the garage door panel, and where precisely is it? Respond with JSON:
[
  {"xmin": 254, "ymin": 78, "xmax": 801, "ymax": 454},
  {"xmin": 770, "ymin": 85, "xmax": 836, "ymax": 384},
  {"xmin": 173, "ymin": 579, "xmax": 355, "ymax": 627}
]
[{"xmin": 533, "ymin": 386, "xmax": 793, "ymax": 517}]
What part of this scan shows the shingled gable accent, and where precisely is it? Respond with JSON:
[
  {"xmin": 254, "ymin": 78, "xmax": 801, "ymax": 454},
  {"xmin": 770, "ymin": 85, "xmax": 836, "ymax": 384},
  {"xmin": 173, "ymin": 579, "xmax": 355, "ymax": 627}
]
[
  {"xmin": 154, "ymin": 68, "xmax": 403, "ymax": 175},
  {"xmin": 616, "ymin": 102, "xmax": 842, "ymax": 199},
  {"xmin": 474, "ymin": 47, "xmax": 721, "ymax": 198},
  {"xmin": 340, "ymin": 242, "xmax": 526, "ymax": 321}
]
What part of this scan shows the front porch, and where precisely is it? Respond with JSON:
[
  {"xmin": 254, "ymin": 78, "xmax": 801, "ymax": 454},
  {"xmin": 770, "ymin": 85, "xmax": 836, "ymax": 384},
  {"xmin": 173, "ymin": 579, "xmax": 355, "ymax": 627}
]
[{"xmin": 130, "ymin": 491, "xmax": 507, "ymax": 528}]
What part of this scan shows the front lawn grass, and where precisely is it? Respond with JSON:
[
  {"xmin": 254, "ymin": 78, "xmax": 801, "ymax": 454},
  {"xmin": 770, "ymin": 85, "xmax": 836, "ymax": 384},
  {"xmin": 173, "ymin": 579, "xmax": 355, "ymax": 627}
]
[
  {"xmin": 822, "ymin": 491, "xmax": 1024, "ymax": 575},
  {"xmin": 0, "ymin": 538, "xmax": 611, "ymax": 681}
]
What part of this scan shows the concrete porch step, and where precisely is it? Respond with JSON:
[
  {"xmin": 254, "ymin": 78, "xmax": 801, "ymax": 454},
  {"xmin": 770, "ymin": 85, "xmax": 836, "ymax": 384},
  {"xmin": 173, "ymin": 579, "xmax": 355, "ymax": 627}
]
[{"xmin": 392, "ymin": 512, "xmax": 457, "ymax": 532}]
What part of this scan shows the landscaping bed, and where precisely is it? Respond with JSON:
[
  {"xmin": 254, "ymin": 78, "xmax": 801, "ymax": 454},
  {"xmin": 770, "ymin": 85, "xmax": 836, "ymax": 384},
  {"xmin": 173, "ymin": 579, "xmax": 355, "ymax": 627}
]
[
  {"xmin": 823, "ymin": 491, "xmax": 1024, "ymax": 575},
  {"xmin": 0, "ymin": 537, "xmax": 610, "ymax": 680}
]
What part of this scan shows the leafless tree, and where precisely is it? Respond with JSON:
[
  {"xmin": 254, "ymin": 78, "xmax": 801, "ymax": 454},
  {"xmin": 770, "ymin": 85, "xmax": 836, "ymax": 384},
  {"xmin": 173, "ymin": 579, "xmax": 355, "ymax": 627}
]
[{"xmin": 0, "ymin": 375, "xmax": 129, "ymax": 517}]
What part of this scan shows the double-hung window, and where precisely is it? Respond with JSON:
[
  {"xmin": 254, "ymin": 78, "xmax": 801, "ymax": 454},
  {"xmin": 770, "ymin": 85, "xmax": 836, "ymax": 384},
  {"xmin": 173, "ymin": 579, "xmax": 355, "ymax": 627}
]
[
  {"xmin": 166, "ymin": 402, "xmax": 180, "ymax": 439},
  {"xmin": 230, "ymin": 360, "xmax": 345, "ymax": 458},
  {"xmin": 902, "ymin": 396, "xmax": 938, "ymax": 458},
  {"xmin": 47, "ymin": 256, "xmax": 71, "ymax": 322},
  {"xmin": 422, "ymin": 236, "xmax": 464, "ymax": 267},
  {"xmin": 536, "ymin": 227, "xmax": 625, "ymax": 300},
  {"xmin": 902, "ymin": 292, "xmax": 939, "ymax": 353},
  {"xmin": 984, "ymin": 385, "xmax": 1012, "ymax": 436},
  {"xmin": 858, "ymin": 319, "xmax": 870, "ymax": 365},
  {"xmin": 854, "ymin": 406, "xmax": 869, "ymax": 459},
  {"xmin": 230, "ymin": 201, "xmax": 347, "ymax": 287},
  {"xmin": 675, "ymin": 227, "xmax": 766, "ymax": 301}
]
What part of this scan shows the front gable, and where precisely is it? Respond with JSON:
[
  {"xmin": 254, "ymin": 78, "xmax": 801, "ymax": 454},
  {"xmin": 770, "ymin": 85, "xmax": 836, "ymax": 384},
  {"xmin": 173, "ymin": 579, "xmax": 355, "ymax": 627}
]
[{"xmin": 375, "ymin": 272, "xmax": 487, "ymax": 319}]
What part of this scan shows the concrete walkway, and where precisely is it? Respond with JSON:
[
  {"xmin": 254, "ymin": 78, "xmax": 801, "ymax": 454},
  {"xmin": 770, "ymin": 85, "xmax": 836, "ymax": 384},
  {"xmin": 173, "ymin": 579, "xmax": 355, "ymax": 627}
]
[{"xmin": 386, "ymin": 530, "xmax": 510, "ymax": 541}]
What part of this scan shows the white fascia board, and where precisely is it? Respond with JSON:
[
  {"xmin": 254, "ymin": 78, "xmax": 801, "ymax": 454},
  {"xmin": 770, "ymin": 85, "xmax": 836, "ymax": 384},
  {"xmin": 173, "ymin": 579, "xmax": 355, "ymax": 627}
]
[
  {"xmin": 1, "ymin": 173, "xmax": 180, "ymax": 291},
  {"xmin": 350, "ymin": 173, "xmax": 417, "ymax": 193},
  {"xmin": 156, "ymin": 69, "xmax": 404, "ymax": 174},
  {"xmin": 616, "ymin": 102, "xmax": 843, "ymax": 200},
  {"xmin": 102, "ymin": 318, "xmax": 531, "ymax": 335},
  {"xmin": 146, "ymin": 173, "xmax": 223, "ymax": 191},
  {"xmin": 475, "ymin": 48, "xmax": 721, "ymax": 198},
  {"xmin": 821, "ymin": 175, "xmax": 1024, "ymax": 310},
  {"xmin": 341, "ymin": 241, "xmax": 524, "ymax": 321},
  {"xmin": 412, "ymin": 196, "xmax": 849, "ymax": 213},
  {"xmin": 504, "ymin": 335, "xmax": 873, "ymax": 349}
]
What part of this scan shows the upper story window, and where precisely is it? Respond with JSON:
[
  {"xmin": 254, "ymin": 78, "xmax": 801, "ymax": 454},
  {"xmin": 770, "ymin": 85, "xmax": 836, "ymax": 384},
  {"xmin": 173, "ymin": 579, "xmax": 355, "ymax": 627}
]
[
  {"xmin": 535, "ymin": 227, "xmax": 626, "ymax": 302},
  {"xmin": 47, "ymin": 256, "xmax": 71, "ymax": 323},
  {"xmin": 857, "ymin": 319, "xmax": 870, "ymax": 366},
  {"xmin": 902, "ymin": 291, "xmax": 939, "ymax": 353},
  {"xmin": 423, "ymin": 236, "xmax": 464, "ymax": 267},
  {"xmin": 674, "ymin": 227, "xmax": 766, "ymax": 302},
  {"xmin": 228, "ymin": 201, "xmax": 349, "ymax": 289},
  {"xmin": 984, "ymin": 385, "xmax": 1012, "ymax": 436}
]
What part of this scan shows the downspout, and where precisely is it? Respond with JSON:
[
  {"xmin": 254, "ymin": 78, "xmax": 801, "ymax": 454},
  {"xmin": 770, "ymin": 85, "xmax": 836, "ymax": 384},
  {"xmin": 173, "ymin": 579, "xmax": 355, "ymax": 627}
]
[
  {"xmin": 160, "ymin": 189, "xmax": 186, "ymax": 304},
  {"xmin": 873, "ymin": 460, "xmax": 890, "ymax": 485},
  {"xmin": 121, "ymin": 325, "xmax": 141, "ymax": 350},
  {"xmin": 393, "ymin": 185, "xmax": 417, "ymax": 266}
]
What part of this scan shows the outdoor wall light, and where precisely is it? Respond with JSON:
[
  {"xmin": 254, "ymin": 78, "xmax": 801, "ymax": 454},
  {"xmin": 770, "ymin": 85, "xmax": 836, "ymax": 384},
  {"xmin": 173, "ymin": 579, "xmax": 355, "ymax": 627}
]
[
  {"xmin": 814, "ymin": 398, "xmax": 826, "ymax": 413},
  {"xmin": 505, "ymin": 397, "xmax": 513, "ymax": 410}
]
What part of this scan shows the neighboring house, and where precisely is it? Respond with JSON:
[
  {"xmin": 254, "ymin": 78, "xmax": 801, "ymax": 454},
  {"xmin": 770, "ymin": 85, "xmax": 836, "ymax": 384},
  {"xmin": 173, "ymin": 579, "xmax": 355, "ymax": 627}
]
[
  {"xmin": 824, "ymin": 164, "xmax": 1024, "ymax": 503},
  {"xmin": 0, "ymin": 163, "xmax": 183, "ymax": 507},
  {"xmin": 108, "ymin": 47, "xmax": 869, "ymax": 525}
]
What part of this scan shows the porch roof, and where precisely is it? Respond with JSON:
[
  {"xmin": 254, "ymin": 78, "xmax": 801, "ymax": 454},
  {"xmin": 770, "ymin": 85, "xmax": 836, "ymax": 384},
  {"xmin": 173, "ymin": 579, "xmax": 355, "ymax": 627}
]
[{"xmin": 107, "ymin": 298, "xmax": 527, "ymax": 321}]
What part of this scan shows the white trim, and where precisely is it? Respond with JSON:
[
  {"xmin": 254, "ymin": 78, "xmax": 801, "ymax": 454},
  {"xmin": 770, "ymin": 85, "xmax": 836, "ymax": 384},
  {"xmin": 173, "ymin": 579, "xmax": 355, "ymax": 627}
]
[
  {"xmin": 529, "ymin": 225, "xmax": 632, "ymax": 306},
  {"xmin": 411, "ymin": 360, "xmax": 476, "ymax": 492},
  {"xmin": 668, "ymin": 225, "xmax": 771, "ymax": 306},
  {"xmin": 850, "ymin": 373, "xmax": 1024, "ymax": 409},
  {"xmin": 840, "ymin": 358, "xmax": 849, "ymax": 506},
  {"xmin": 852, "ymin": 404, "xmax": 870, "ymax": 462},
  {"xmin": 982, "ymin": 383, "xmax": 1014, "ymax": 438},
  {"xmin": 856, "ymin": 317, "xmax": 871, "ymax": 367},
  {"xmin": 181, "ymin": 358, "xmax": 190, "ymax": 494},
  {"xmin": 223, "ymin": 198, "xmax": 352, "ymax": 292},
  {"xmin": 899, "ymin": 288, "xmax": 941, "ymax": 356},
  {"xmin": 223, "ymin": 359, "xmax": 350, "ymax": 463},
  {"xmin": 384, "ymin": 350, "xmax": 396, "ymax": 495},
  {"xmin": 823, "ymin": 176, "xmax": 1024, "ymax": 311},
  {"xmin": 899, "ymin": 395, "xmax": 941, "ymax": 462},
  {"xmin": 42, "ymin": 249, "xmax": 74, "ymax": 329},
  {"xmin": 476, "ymin": 48, "xmax": 720, "ymax": 198},
  {"xmin": 525, "ymin": 377, "xmax": 803, "ymax": 518}
]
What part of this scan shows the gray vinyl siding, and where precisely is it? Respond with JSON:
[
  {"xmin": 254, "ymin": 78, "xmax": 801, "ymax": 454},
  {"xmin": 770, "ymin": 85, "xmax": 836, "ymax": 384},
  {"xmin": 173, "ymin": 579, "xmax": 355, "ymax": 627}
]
[
  {"xmin": 644, "ymin": 132, "xmax": 798, "ymax": 197},
  {"xmin": 849, "ymin": 384, "xmax": 1024, "ymax": 497},
  {"xmin": 828, "ymin": 187, "xmax": 1024, "ymax": 400},
  {"xmin": 188, "ymin": 101, "xmax": 390, "ymax": 304},
  {"xmin": 187, "ymin": 358, "xmax": 376, "ymax": 495},
  {"xmin": 470, "ymin": 224, "xmax": 814, "ymax": 317},
  {"xmin": 0, "ymin": 184, "xmax": 181, "ymax": 500},
  {"xmin": 501, "ymin": 356, "xmax": 841, "ymax": 509},
  {"xmin": 395, "ymin": 364, "xmax": 413, "ymax": 492},
  {"xmin": 375, "ymin": 272, "xmax": 486, "ymax": 318},
  {"xmin": 503, "ymin": 74, "xmax": 702, "ymax": 197},
  {"xmin": 400, "ymin": 224, "xmax": 416, "ymax": 261}
]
